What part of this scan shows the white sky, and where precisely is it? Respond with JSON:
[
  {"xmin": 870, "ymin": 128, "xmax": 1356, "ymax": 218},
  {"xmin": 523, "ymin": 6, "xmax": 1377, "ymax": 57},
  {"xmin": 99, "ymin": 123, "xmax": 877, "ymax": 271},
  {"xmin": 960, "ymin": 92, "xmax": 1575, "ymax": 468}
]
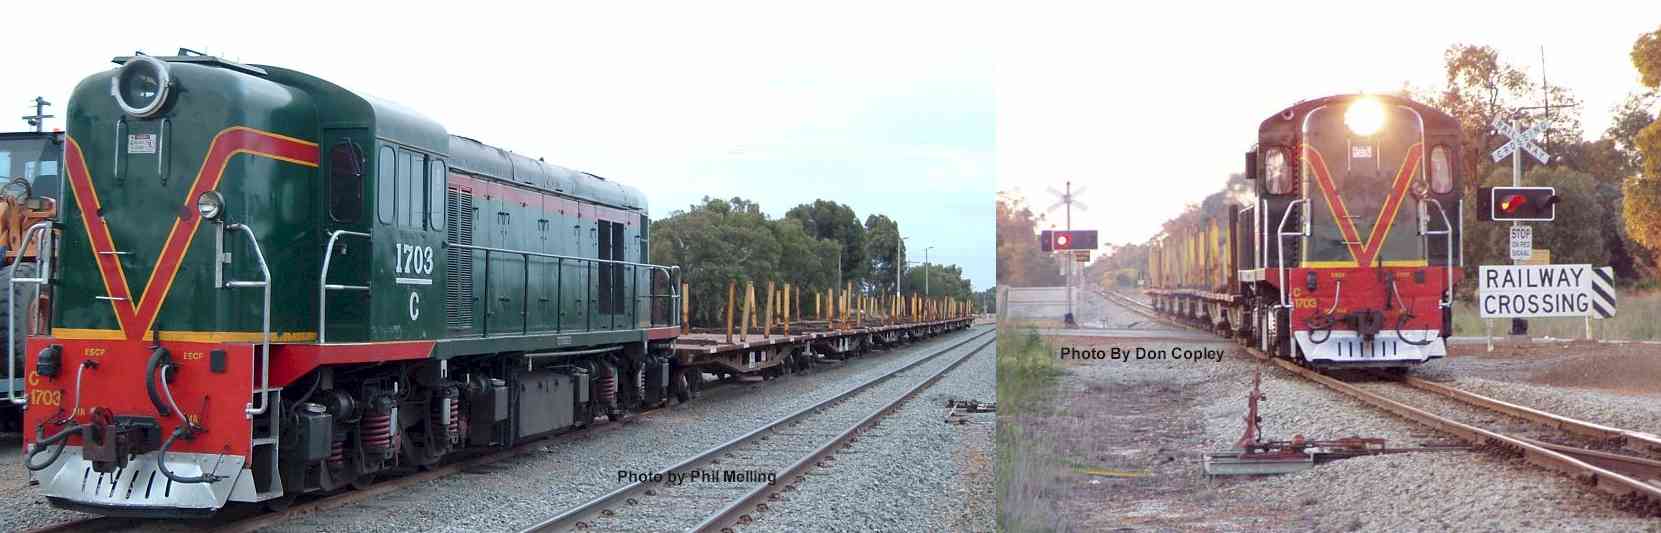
[
  {"xmin": 997, "ymin": 1, "xmax": 1661, "ymax": 249},
  {"xmin": 2, "ymin": 2, "xmax": 995, "ymax": 290}
]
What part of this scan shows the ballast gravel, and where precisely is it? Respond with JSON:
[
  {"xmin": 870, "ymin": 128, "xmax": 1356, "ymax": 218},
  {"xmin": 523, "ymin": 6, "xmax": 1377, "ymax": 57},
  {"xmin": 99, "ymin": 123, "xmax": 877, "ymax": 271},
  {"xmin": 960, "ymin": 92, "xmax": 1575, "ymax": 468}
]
[
  {"xmin": 732, "ymin": 336, "xmax": 997, "ymax": 533},
  {"xmin": 264, "ymin": 326, "xmax": 992, "ymax": 533},
  {"xmin": 0, "ymin": 435, "xmax": 97, "ymax": 531}
]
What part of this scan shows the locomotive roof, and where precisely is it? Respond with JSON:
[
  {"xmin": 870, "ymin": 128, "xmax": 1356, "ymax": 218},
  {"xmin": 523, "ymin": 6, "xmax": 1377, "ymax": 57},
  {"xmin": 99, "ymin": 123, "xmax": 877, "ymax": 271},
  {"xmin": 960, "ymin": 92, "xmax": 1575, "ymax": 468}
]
[
  {"xmin": 1259, "ymin": 94, "xmax": 1460, "ymax": 131},
  {"xmin": 255, "ymin": 63, "xmax": 646, "ymax": 214},
  {"xmin": 446, "ymin": 136, "xmax": 645, "ymax": 212}
]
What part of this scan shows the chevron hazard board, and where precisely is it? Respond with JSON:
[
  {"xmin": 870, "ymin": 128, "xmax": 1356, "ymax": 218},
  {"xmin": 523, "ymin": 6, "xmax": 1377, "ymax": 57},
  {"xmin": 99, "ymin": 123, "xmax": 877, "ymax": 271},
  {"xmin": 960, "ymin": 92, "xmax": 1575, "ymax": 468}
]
[{"xmin": 1590, "ymin": 266, "xmax": 1616, "ymax": 319}]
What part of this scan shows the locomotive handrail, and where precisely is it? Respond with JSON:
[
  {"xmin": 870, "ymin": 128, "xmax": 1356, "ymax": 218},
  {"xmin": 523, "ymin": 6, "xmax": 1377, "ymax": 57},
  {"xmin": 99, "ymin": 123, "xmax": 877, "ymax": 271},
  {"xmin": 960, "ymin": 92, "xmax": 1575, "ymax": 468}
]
[
  {"xmin": 1422, "ymin": 198, "xmax": 1455, "ymax": 308},
  {"xmin": 6, "ymin": 221, "xmax": 53, "ymax": 407},
  {"xmin": 1275, "ymin": 199, "xmax": 1308, "ymax": 309},
  {"xmin": 225, "ymin": 223, "xmax": 273, "ymax": 418},
  {"xmin": 445, "ymin": 241, "xmax": 682, "ymax": 332},
  {"xmin": 318, "ymin": 230, "xmax": 371, "ymax": 344}
]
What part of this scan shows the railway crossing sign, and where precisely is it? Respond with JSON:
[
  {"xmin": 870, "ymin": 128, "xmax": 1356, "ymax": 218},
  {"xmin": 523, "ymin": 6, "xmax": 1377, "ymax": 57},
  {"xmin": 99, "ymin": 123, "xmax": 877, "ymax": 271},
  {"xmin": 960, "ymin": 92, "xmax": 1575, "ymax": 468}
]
[
  {"xmin": 1508, "ymin": 226, "xmax": 1532, "ymax": 261},
  {"xmin": 1477, "ymin": 264, "xmax": 1616, "ymax": 318},
  {"xmin": 1491, "ymin": 118, "xmax": 1550, "ymax": 165}
]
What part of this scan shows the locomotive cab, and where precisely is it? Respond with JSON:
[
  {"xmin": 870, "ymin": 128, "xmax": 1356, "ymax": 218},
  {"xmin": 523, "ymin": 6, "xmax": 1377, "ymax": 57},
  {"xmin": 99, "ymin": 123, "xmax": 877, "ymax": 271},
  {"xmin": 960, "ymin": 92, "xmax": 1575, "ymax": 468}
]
[
  {"xmin": 1247, "ymin": 94, "xmax": 1463, "ymax": 367},
  {"xmin": 19, "ymin": 51, "xmax": 683, "ymax": 517}
]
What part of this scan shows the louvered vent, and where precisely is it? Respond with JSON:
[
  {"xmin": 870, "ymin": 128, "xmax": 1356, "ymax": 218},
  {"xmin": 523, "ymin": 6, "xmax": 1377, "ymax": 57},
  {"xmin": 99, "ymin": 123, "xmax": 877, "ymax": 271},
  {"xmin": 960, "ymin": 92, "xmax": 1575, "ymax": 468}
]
[{"xmin": 446, "ymin": 186, "xmax": 475, "ymax": 330}]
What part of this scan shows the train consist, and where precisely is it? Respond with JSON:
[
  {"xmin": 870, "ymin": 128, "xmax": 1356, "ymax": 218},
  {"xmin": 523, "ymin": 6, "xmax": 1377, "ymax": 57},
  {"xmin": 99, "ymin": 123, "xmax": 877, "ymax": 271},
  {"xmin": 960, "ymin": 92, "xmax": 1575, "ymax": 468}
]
[
  {"xmin": 1145, "ymin": 94, "xmax": 1463, "ymax": 369},
  {"xmin": 8, "ymin": 51, "xmax": 971, "ymax": 517}
]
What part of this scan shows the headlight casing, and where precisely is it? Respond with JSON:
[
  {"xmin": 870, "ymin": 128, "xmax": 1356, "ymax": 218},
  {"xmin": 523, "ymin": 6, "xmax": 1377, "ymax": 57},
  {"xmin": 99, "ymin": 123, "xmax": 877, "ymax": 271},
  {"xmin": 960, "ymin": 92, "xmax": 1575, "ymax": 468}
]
[
  {"xmin": 197, "ymin": 191, "xmax": 225, "ymax": 221},
  {"xmin": 110, "ymin": 55, "xmax": 172, "ymax": 118}
]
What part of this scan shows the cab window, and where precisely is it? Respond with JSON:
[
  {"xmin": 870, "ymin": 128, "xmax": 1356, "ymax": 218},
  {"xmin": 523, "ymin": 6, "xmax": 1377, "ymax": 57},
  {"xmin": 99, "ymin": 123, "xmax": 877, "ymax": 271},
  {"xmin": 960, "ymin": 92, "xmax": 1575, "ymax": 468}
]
[
  {"xmin": 328, "ymin": 141, "xmax": 363, "ymax": 223},
  {"xmin": 377, "ymin": 145, "xmax": 396, "ymax": 225},
  {"xmin": 428, "ymin": 159, "xmax": 446, "ymax": 231}
]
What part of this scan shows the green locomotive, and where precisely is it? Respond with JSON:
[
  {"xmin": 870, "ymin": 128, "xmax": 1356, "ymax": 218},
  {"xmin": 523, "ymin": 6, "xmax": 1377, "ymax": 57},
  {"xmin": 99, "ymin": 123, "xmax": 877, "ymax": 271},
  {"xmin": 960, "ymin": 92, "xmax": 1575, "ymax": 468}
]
[{"xmin": 16, "ymin": 51, "xmax": 684, "ymax": 515}]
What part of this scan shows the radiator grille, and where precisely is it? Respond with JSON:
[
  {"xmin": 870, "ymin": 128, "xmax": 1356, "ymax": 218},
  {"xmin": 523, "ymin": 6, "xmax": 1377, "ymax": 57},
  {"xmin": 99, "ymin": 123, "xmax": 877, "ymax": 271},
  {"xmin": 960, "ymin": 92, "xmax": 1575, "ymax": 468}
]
[{"xmin": 446, "ymin": 186, "xmax": 475, "ymax": 330}]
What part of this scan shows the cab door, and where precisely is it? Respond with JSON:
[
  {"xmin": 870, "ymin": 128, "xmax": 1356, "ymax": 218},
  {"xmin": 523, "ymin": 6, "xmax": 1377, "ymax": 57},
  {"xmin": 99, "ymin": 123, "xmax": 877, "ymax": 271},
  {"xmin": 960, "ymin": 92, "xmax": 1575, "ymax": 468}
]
[
  {"xmin": 320, "ymin": 129, "xmax": 372, "ymax": 342},
  {"xmin": 369, "ymin": 144, "xmax": 443, "ymax": 341}
]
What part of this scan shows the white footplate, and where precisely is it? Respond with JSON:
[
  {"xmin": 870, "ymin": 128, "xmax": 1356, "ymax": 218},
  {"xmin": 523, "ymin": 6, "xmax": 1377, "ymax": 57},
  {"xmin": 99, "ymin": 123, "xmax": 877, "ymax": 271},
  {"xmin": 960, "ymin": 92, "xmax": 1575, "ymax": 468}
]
[
  {"xmin": 28, "ymin": 446, "xmax": 255, "ymax": 516},
  {"xmin": 1293, "ymin": 330, "xmax": 1445, "ymax": 365}
]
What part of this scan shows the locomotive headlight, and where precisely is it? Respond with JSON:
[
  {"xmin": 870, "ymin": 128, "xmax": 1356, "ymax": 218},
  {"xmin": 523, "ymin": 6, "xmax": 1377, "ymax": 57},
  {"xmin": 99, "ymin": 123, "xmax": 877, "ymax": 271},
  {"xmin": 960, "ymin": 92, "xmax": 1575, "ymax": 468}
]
[
  {"xmin": 197, "ymin": 191, "xmax": 225, "ymax": 221},
  {"xmin": 110, "ymin": 55, "xmax": 172, "ymax": 118},
  {"xmin": 1344, "ymin": 96, "xmax": 1385, "ymax": 136}
]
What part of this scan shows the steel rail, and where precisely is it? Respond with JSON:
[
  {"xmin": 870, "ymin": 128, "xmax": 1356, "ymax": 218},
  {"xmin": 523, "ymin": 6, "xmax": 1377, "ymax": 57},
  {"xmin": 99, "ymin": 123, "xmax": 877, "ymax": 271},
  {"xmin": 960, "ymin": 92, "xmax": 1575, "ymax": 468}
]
[
  {"xmin": 695, "ymin": 334, "xmax": 996, "ymax": 532},
  {"xmin": 520, "ymin": 326, "xmax": 994, "ymax": 532},
  {"xmin": 1099, "ymin": 289, "xmax": 1661, "ymax": 512}
]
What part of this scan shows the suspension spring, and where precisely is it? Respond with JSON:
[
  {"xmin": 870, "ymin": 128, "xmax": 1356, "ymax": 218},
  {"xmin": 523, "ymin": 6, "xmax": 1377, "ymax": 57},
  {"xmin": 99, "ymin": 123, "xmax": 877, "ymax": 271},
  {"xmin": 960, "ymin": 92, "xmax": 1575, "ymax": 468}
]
[
  {"xmin": 361, "ymin": 411, "xmax": 393, "ymax": 451},
  {"xmin": 597, "ymin": 373, "xmax": 617, "ymax": 407},
  {"xmin": 431, "ymin": 395, "xmax": 462, "ymax": 441},
  {"xmin": 449, "ymin": 398, "xmax": 461, "ymax": 438},
  {"xmin": 328, "ymin": 437, "xmax": 345, "ymax": 467}
]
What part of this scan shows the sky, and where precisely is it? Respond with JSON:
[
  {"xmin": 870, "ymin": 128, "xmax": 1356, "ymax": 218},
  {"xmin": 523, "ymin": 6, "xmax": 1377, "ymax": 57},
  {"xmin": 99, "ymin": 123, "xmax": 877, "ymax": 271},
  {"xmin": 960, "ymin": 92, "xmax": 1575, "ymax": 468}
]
[
  {"xmin": 1, "ymin": 2, "xmax": 994, "ymax": 290},
  {"xmin": 997, "ymin": 1, "xmax": 1661, "ymax": 250}
]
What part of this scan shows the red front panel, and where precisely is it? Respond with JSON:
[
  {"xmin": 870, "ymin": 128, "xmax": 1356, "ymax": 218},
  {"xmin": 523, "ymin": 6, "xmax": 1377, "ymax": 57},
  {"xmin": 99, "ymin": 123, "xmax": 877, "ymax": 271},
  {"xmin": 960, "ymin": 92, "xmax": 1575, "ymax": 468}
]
[
  {"xmin": 21, "ymin": 337, "xmax": 254, "ymax": 457},
  {"xmin": 1275, "ymin": 266, "xmax": 1463, "ymax": 332}
]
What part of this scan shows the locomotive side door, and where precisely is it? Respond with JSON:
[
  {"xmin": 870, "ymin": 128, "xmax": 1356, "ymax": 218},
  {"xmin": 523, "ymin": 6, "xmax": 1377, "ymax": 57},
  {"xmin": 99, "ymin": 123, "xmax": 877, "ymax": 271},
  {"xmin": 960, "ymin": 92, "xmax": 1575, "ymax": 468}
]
[
  {"xmin": 369, "ymin": 142, "xmax": 443, "ymax": 341},
  {"xmin": 320, "ymin": 129, "xmax": 373, "ymax": 342}
]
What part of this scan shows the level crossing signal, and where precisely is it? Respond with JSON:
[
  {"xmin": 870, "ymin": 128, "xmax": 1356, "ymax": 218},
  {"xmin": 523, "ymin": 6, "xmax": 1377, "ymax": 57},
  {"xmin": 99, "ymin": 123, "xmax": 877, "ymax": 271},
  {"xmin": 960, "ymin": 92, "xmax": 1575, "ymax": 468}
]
[{"xmin": 1478, "ymin": 186, "xmax": 1558, "ymax": 222}]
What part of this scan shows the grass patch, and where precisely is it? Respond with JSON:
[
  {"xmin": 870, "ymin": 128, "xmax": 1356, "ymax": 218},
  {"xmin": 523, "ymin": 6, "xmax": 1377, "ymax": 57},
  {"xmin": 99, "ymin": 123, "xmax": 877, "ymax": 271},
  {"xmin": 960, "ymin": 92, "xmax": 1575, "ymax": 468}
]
[
  {"xmin": 995, "ymin": 326, "xmax": 1067, "ymax": 532},
  {"xmin": 1451, "ymin": 290, "xmax": 1661, "ymax": 340}
]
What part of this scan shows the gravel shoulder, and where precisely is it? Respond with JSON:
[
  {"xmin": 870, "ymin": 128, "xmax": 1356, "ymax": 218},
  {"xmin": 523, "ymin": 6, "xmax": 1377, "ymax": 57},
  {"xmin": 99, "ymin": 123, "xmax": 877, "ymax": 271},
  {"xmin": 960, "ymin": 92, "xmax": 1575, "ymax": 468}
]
[
  {"xmin": 1015, "ymin": 297, "xmax": 1654, "ymax": 531},
  {"xmin": 2, "ymin": 429, "xmax": 97, "ymax": 531}
]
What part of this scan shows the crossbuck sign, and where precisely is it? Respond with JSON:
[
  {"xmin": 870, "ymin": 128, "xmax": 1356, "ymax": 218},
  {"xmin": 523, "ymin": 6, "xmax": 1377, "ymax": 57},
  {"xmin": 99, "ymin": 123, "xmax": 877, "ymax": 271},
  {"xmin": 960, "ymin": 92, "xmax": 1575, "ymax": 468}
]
[{"xmin": 1491, "ymin": 118, "xmax": 1551, "ymax": 165}]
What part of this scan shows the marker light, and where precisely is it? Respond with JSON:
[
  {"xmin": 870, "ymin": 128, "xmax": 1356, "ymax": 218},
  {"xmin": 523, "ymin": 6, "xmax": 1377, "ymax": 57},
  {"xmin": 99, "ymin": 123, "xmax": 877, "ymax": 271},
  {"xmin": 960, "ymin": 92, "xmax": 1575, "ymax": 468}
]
[
  {"xmin": 197, "ymin": 191, "xmax": 225, "ymax": 221},
  {"xmin": 1344, "ymin": 96, "xmax": 1385, "ymax": 136}
]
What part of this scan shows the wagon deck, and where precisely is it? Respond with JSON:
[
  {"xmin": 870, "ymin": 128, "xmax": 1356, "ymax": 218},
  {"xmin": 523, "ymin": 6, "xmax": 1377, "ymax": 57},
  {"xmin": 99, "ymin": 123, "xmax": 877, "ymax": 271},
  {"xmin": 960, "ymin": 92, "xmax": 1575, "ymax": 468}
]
[{"xmin": 672, "ymin": 317, "xmax": 974, "ymax": 377}]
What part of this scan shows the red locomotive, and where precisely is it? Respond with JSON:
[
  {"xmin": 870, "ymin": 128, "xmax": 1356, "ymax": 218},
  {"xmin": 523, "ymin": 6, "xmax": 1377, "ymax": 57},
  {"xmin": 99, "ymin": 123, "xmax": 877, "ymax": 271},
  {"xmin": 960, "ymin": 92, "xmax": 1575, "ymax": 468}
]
[{"xmin": 1147, "ymin": 94, "xmax": 1463, "ymax": 368}]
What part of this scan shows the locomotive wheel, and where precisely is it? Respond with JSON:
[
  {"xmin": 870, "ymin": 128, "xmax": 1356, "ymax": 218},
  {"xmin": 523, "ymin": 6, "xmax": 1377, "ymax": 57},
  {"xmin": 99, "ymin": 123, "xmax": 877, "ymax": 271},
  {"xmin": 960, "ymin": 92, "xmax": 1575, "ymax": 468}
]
[
  {"xmin": 0, "ymin": 262, "xmax": 36, "ymax": 381},
  {"xmin": 687, "ymin": 369, "xmax": 704, "ymax": 399},
  {"xmin": 671, "ymin": 368, "xmax": 691, "ymax": 404}
]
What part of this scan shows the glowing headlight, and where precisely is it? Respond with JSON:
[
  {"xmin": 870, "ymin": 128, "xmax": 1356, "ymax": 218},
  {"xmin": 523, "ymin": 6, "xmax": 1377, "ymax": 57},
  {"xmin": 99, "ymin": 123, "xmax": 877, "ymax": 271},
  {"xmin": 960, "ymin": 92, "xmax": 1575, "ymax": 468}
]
[
  {"xmin": 197, "ymin": 191, "xmax": 224, "ymax": 221},
  {"xmin": 1345, "ymin": 96, "xmax": 1385, "ymax": 136},
  {"xmin": 110, "ymin": 55, "xmax": 172, "ymax": 118}
]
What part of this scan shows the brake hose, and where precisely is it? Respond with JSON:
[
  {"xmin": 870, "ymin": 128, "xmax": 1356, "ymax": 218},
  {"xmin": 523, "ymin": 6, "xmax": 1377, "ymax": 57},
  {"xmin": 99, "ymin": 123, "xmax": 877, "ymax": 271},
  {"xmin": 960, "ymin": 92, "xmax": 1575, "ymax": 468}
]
[
  {"xmin": 1389, "ymin": 278, "xmax": 1433, "ymax": 346},
  {"xmin": 25, "ymin": 424, "xmax": 90, "ymax": 471},
  {"xmin": 155, "ymin": 361, "xmax": 221, "ymax": 484},
  {"xmin": 145, "ymin": 347, "xmax": 172, "ymax": 417}
]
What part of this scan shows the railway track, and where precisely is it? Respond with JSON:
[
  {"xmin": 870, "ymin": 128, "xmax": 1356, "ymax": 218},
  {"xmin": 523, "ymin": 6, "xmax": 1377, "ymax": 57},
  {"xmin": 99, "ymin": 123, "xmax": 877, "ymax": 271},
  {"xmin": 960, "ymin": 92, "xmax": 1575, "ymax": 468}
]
[
  {"xmin": 1097, "ymin": 288, "xmax": 1661, "ymax": 515},
  {"xmin": 520, "ymin": 327, "xmax": 996, "ymax": 533},
  {"xmin": 18, "ymin": 327, "xmax": 986, "ymax": 533}
]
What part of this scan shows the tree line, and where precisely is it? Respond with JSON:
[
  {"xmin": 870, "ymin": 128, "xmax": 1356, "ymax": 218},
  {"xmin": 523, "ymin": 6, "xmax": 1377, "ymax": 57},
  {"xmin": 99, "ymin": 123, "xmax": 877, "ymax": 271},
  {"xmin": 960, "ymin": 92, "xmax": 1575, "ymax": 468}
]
[{"xmin": 649, "ymin": 196, "xmax": 976, "ymax": 326}]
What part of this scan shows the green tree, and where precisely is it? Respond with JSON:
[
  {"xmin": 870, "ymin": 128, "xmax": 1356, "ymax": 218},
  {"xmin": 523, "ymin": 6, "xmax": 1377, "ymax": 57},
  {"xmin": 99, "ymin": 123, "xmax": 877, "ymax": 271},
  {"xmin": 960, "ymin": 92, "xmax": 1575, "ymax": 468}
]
[
  {"xmin": 996, "ymin": 193, "xmax": 1064, "ymax": 287},
  {"xmin": 905, "ymin": 263, "xmax": 973, "ymax": 300},
  {"xmin": 1433, "ymin": 44, "xmax": 1582, "ymax": 196},
  {"xmin": 785, "ymin": 200, "xmax": 868, "ymax": 285},
  {"xmin": 863, "ymin": 214, "xmax": 905, "ymax": 295}
]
